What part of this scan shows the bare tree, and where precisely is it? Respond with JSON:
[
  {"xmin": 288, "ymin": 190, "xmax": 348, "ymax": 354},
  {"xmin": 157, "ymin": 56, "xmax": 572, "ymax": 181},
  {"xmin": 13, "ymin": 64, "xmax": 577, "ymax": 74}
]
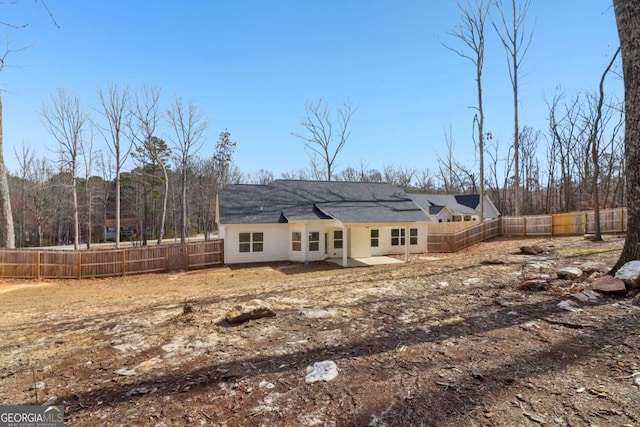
[
  {"xmin": 41, "ymin": 88, "xmax": 87, "ymax": 249},
  {"xmin": 97, "ymin": 82, "xmax": 131, "ymax": 248},
  {"xmin": 444, "ymin": 0, "xmax": 491, "ymax": 220},
  {"xmin": 80, "ymin": 125, "xmax": 95, "ymax": 248},
  {"xmin": 247, "ymin": 169, "xmax": 275, "ymax": 185},
  {"xmin": 28, "ymin": 157, "xmax": 54, "ymax": 246},
  {"xmin": 611, "ymin": 0, "xmax": 638, "ymax": 273},
  {"xmin": 293, "ymin": 98, "xmax": 356, "ymax": 181},
  {"xmin": 492, "ymin": 0, "xmax": 534, "ymax": 216},
  {"xmin": 0, "ymin": 98, "xmax": 14, "ymax": 247},
  {"xmin": 130, "ymin": 85, "xmax": 170, "ymax": 244},
  {"xmin": 167, "ymin": 97, "xmax": 209, "ymax": 244},
  {"xmin": 13, "ymin": 141, "xmax": 33, "ymax": 247},
  {"xmin": 586, "ymin": 47, "xmax": 620, "ymax": 241}
]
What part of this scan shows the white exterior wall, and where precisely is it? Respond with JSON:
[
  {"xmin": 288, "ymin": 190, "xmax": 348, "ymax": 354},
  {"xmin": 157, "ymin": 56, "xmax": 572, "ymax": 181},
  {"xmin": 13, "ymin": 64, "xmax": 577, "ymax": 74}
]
[
  {"xmin": 222, "ymin": 224, "xmax": 289, "ymax": 264},
  {"xmin": 367, "ymin": 223, "xmax": 428, "ymax": 256},
  {"xmin": 221, "ymin": 220, "xmax": 429, "ymax": 264},
  {"xmin": 288, "ymin": 220, "xmax": 332, "ymax": 263},
  {"xmin": 437, "ymin": 210, "xmax": 453, "ymax": 222},
  {"xmin": 349, "ymin": 227, "xmax": 371, "ymax": 258}
]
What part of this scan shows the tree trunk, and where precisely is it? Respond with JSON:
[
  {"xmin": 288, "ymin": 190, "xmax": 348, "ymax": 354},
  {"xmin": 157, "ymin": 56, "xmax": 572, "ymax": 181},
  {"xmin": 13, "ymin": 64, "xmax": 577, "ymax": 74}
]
[
  {"xmin": 181, "ymin": 166, "xmax": 187, "ymax": 244},
  {"xmin": 612, "ymin": 0, "xmax": 640, "ymax": 272},
  {"xmin": 0, "ymin": 97, "xmax": 15, "ymax": 249},
  {"xmin": 72, "ymin": 175, "xmax": 79, "ymax": 249},
  {"xmin": 158, "ymin": 163, "xmax": 168, "ymax": 245}
]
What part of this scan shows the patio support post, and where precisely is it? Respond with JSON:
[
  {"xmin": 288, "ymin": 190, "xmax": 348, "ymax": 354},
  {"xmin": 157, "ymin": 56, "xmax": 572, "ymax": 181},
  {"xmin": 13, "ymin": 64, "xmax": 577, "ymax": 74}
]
[
  {"xmin": 303, "ymin": 222, "xmax": 308, "ymax": 263},
  {"xmin": 342, "ymin": 224, "xmax": 348, "ymax": 267},
  {"xmin": 404, "ymin": 224, "xmax": 410, "ymax": 262}
]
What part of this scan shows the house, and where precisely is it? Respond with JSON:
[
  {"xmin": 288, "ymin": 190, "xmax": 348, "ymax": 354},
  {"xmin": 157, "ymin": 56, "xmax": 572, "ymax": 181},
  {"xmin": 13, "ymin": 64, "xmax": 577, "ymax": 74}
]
[
  {"xmin": 104, "ymin": 218, "xmax": 138, "ymax": 242},
  {"xmin": 409, "ymin": 194, "xmax": 500, "ymax": 223},
  {"xmin": 216, "ymin": 180, "xmax": 432, "ymax": 266}
]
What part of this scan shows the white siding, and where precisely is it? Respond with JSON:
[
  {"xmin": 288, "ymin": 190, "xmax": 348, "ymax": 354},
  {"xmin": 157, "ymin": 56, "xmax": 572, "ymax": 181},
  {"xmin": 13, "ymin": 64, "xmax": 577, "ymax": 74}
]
[
  {"xmin": 222, "ymin": 220, "xmax": 429, "ymax": 264},
  {"xmin": 369, "ymin": 223, "xmax": 428, "ymax": 256},
  {"xmin": 287, "ymin": 220, "xmax": 334, "ymax": 262},
  {"xmin": 223, "ymin": 224, "xmax": 289, "ymax": 264},
  {"xmin": 350, "ymin": 227, "xmax": 371, "ymax": 258}
]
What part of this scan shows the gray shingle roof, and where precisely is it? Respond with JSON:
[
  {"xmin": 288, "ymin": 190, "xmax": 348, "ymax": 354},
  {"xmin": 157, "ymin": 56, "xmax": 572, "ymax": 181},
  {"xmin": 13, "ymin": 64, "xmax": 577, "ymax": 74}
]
[
  {"xmin": 218, "ymin": 180, "xmax": 428, "ymax": 225},
  {"xmin": 409, "ymin": 194, "xmax": 479, "ymax": 215}
]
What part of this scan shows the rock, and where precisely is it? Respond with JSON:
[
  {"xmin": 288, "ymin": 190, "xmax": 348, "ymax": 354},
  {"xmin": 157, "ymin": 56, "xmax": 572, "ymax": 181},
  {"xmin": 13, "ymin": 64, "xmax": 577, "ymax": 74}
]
[
  {"xmin": 571, "ymin": 290, "xmax": 602, "ymax": 303},
  {"xmin": 471, "ymin": 367, "xmax": 484, "ymax": 380},
  {"xmin": 259, "ymin": 380, "xmax": 275, "ymax": 389},
  {"xmin": 531, "ymin": 245, "xmax": 544, "ymax": 253},
  {"xmin": 557, "ymin": 267, "xmax": 583, "ymax": 280},
  {"xmin": 463, "ymin": 277, "xmax": 481, "ymax": 286},
  {"xmin": 615, "ymin": 260, "xmax": 640, "ymax": 288},
  {"xmin": 305, "ymin": 360, "xmax": 339, "ymax": 383},
  {"xmin": 30, "ymin": 381, "xmax": 46, "ymax": 390},
  {"xmin": 557, "ymin": 300, "xmax": 580, "ymax": 311},
  {"xmin": 225, "ymin": 299, "xmax": 276, "ymax": 324},
  {"xmin": 41, "ymin": 396, "xmax": 57, "ymax": 406},
  {"xmin": 114, "ymin": 368, "xmax": 137, "ymax": 376},
  {"xmin": 299, "ymin": 307, "xmax": 335, "ymax": 319},
  {"xmin": 520, "ymin": 246, "xmax": 539, "ymax": 255},
  {"xmin": 591, "ymin": 275, "xmax": 626, "ymax": 294},
  {"xmin": 580, "ymin": 261, "xmax": 608, "ymax": 274},
  {"xmin": 127, "ymin": 386, "xmax": 151, "ymax": 396},
  {"xmin": 519, "ymin": 280, "xmax": 550, "ymax": 292}
]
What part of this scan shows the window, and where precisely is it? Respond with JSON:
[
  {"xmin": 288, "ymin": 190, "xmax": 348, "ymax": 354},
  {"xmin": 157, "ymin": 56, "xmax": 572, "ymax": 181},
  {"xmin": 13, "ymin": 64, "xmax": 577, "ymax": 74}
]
[
  {"xmin": 239, "ymin": 232, "xmax": 263, "ymax": 253},
  {"xmin": 410, "ymin": 228, "xmax": 418, "ymax": 245},
  {"xmin": 309, "ymin": 232, "xmax": 320, "ymax": 251},
  {"xmin": 252, "ymin": 232, "xmax": 264, "ymax": 252},
  {"xmin": 391, "ymin": 228, "xmax": 405, "ymax": 246},
  {"xmin": 371, "ymin": 229, "xmax": 379, "ymax": 247},
  {"xmin": 334, "ymin": 230, "xmax": 343, "ymax": 249},
  {"xmin": 292, "ymin": 232, "xmax": 302, "ymax": 251}
]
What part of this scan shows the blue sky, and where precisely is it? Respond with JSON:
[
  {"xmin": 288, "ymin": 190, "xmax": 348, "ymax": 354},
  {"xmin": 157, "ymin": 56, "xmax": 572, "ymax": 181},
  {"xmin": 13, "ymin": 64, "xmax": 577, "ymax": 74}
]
[{"xmin": 0, "ymin": 1, "xmax": 623, "ymax": 180}]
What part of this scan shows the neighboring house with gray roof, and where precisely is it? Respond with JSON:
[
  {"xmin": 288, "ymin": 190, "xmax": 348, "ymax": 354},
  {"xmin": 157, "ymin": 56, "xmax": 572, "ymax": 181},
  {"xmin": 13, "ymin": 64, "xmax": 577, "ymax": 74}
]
[
  {"xmin": 216, "ymin": 180, "xmax": 431, "ymax": 266},
  {"xmin": 409, "ymin": 194, "xmax": 500, "ymax": 223}
]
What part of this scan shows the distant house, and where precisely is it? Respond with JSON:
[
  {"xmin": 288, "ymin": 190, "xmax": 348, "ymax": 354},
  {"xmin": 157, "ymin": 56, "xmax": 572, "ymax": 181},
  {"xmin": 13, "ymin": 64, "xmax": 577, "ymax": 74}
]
[
  {"xmin": 216, "ymin": 180, "xmax": 431, "ymax": 266},
  {"xmin": 104, "ymin": 218, "xmax": 138, "ymax": 242},
  {"xmin": 409, "ymin": 194, "xmax": 500, "ymax": 223}
]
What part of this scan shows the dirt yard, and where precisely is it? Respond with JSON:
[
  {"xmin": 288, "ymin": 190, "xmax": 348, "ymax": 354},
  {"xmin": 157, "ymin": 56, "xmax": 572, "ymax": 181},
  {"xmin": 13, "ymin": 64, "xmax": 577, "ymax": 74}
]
[{"xmin": 1, "ymin": 235, "xmax": 639, "ymax": 426}]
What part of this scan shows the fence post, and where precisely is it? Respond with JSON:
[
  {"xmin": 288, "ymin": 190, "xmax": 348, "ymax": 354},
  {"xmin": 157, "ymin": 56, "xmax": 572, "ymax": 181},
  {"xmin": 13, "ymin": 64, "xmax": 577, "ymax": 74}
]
[
  {"xmin": 523, "ymin": 217, "xmax": 527, "ymax": 237},
  {"xmin": 36, "ymin": 252, "xmax": 41, "ymax": 280},
  {"xmin": 185, "ymin": 243, "xmax": 190, "ymax": 271},
  {"xmin": 78, "ymin": 252, "xmax": 82, "ymax": 279},
  {"xmin": 121, "ymin": 250, "xmax": 126, "ymax": 276}
]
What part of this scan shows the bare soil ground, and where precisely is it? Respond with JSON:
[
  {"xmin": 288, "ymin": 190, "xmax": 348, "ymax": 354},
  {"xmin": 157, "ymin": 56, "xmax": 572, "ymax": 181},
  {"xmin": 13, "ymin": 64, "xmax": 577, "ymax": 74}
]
[{"xmin": 1, "ymin": 235, "xmax": 639, "ymax": 427}]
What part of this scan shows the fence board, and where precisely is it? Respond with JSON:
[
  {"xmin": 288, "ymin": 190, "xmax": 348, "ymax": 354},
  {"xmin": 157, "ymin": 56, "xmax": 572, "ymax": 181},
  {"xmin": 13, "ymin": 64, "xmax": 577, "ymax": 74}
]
[{"xmin": 0, "ymin": 240, "xmax": 224, "ymax": 279}]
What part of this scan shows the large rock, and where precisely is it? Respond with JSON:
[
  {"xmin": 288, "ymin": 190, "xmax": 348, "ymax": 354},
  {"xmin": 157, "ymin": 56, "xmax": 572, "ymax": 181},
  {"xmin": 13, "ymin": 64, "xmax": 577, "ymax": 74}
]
[
  {"xmin": 614, "ymin": 260, "xmax": 640, "ymax": 289},
  {"xmin": 225, "ymin": 299, "xmax": 276, "ymax": 324},
  {"xmin": 305, "ymin": 360, "xmax": 339, "ymax": 383},
  {"xmin": 556, "ymin": 266, "xmax": 583, "ymax": 280},
  {"xmin": 591, "ymin": 275, "xmax": 626, "ymax": 294}
]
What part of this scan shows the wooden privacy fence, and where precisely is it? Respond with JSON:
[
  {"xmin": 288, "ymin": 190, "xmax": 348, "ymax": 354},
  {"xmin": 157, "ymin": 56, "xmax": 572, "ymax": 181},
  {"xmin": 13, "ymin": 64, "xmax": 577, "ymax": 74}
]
[
  {"xmin": 502, "ymin": 208, "xmax": 627, "ymax": 237},
  {"xmin": 427, "ymin": 218, "xmax": 502, "ymax": 253},
  {"xmin": 0, "ymin": 240, "xmax": 224, "ymax": 279}
]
